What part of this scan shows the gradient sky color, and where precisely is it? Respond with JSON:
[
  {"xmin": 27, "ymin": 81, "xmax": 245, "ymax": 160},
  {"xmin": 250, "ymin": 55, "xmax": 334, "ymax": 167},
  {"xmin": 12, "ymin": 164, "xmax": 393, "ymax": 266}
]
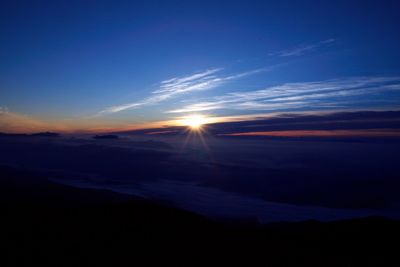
[{"xmin": 1, "ymin": 0, "xmax": 400, "ymax": 132}]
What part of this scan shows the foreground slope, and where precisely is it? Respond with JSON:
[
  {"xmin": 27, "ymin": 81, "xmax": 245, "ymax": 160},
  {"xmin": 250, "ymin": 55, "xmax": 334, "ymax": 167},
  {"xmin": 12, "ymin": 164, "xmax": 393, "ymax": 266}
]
[{"xmin": 1, "ymin": 166, "xmax": 399, "ymax": 266}]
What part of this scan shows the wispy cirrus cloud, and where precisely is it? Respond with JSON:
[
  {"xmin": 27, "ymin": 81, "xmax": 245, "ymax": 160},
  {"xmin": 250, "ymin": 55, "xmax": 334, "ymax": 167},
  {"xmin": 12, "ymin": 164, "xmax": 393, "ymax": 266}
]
[
  {"xmin": 99, "ymin": 67, "xmax": 267, "ymax": 115},
  {"xmin": 0, "ymin": 107, "xmax": 9, "ymax": 114},
  {"xmin": 167, "ymin": 76, "xmax": 400, "ymax": 113},
  {"xmin": 100, "ymin": 68, "xmax": 222, "ymax": 114},
  {"xmin": 270, "ymin": 38, "xmax": 336, "ymax": 57}
]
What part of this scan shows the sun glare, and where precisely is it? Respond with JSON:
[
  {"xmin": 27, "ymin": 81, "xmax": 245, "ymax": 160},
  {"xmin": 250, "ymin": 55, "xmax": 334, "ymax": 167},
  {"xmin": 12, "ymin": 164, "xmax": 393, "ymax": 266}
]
[{"xmin": 181, "ymin": 115, "xmax": 207, "ymax": 130}]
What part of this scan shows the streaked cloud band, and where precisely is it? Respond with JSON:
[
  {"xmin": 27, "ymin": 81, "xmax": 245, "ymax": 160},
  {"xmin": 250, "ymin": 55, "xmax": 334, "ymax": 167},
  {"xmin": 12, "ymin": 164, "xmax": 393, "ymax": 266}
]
[
  {"xmin": 167, "ymin": 76, "xmax": 400, "ymax": 113},
  {"xmin": 99, "ymin": 67, "xmax": 266, "ymax": 115}
]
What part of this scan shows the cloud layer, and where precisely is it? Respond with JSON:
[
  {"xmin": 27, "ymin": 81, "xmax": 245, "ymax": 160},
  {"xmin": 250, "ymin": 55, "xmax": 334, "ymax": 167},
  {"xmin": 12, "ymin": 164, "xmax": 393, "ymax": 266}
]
[
  {"xmin": 99, "ymin": 68, "xmax": 223, "ymax": 114},
  {"xmin": 99, "ymin": 67, "xmax": 268, "ymax": 115},
  {"xmin": 168, "ymin": 76, "xmax": 400, "ymax": 113},
  {"xmin": 117, "ymin": 110, "xmax": 400, "ymax": 139},
  {"xmin": 269, "ymin": 38, "xmax": 336, "ymax": 57}
]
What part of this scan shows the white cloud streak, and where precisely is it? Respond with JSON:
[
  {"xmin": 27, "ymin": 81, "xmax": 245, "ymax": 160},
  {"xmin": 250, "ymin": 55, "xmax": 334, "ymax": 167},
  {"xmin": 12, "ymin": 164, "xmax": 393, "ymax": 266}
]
[
  {"xmin": 270, "ymin": 38, "xmax": 336, "ymax": 57},
  {"xmin": 0, "ymin": 107, "xmax": 9, "ymax": 114},
  {"xmin": 167, "ymin": 76, "xmax": 400, "ymax": 113},
  {"xmin": 99, "ymin": 67, "xmax": 266, "ymax": 115}
]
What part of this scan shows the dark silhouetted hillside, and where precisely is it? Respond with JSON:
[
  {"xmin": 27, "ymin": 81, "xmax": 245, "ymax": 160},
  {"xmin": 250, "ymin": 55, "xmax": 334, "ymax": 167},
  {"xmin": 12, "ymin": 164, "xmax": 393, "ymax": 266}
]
[
  {"xmin": 1, "ymin": 165, "xmax": 400, "ymax": 266},
  {"xmin": 0, "ymin": 132, "xmax": 60, "ymax": 138},
  {"xmin": 93, "ymin": 134, "xmax": 119, "ymax": 139}
]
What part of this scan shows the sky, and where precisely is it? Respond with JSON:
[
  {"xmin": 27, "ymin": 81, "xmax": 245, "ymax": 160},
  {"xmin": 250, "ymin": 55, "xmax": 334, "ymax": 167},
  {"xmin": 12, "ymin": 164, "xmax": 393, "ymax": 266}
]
[{"xmin": 1, "ymin": 0, "xmax": 400, "ymax": 133}]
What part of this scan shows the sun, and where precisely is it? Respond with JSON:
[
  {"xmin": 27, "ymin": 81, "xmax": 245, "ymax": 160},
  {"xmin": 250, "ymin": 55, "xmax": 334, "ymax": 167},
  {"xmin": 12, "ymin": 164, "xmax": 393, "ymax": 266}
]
[{"xmin": 181, "ymin": 115, "xmax": 207, "ymax": 130}]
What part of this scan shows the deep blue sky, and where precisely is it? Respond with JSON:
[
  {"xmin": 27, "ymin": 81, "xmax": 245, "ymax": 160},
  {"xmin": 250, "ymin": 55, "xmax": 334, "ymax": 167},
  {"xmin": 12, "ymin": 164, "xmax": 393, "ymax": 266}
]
[{"xmin": 1, "ymin": 0, "xmax": 400, "ymax": 131}]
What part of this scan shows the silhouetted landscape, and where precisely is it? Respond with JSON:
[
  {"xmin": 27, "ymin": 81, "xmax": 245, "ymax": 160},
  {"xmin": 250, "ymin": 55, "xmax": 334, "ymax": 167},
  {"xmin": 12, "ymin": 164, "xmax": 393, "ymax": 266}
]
[
  {"xmin": 2, "ymin": 165, "xmax": 400, "ymax": 266},
  {"xmin": 1, "ymin": 126, "xmax": 400, "ymax": 265}
]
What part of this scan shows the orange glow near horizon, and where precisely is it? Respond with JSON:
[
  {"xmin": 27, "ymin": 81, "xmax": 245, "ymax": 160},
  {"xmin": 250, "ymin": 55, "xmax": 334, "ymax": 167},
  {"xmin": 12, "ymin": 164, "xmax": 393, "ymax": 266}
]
[
  {"xmin": 5, "ymin": 109, "xmax": 399, "ymax": 138},
  {"xmin": 1, "ymin": 110, "xmax": 339, "ymax": 134}
]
